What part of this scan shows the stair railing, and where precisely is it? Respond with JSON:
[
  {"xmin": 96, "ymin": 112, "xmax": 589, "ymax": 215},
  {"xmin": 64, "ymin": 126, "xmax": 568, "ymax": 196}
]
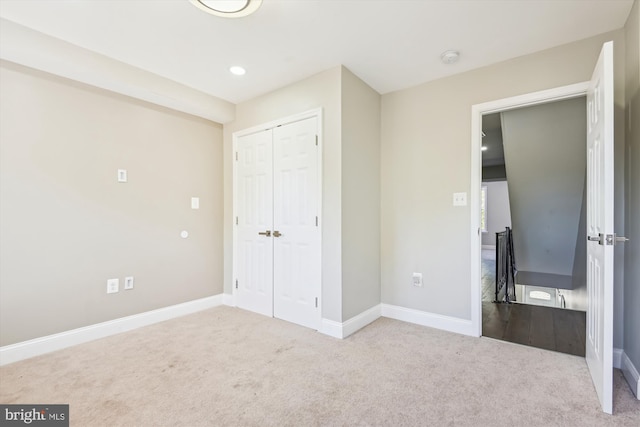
[{"xmin": 494, "ymin": 227, "xmax": 517, "ymax": 303}]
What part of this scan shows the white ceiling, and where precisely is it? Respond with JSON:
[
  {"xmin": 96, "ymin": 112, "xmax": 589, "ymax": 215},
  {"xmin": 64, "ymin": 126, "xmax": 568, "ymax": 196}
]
[{"xmin": 0, "ymin": 0, "xmax": 633, "ymax": 104}]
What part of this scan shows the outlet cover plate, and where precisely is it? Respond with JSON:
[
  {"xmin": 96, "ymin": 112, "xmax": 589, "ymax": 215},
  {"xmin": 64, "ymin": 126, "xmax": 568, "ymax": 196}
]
[
  {"xmin": 107, "ymin": 278, "xmax": 119, "ymax": 294},
  {"xmin": 412, "ymin": 272, "xmax": 423, "ymax": 287}
]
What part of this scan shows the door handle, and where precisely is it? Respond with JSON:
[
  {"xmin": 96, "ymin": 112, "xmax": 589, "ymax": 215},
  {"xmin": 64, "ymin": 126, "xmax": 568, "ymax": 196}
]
[
  {"xmin": 588, "ymin": 233, "xmax": 629, "ymax": 245},
  {"xmin": 273, "ymin": 230, "xmax": 282, "ymax": 238},
  {"xmin": 258, "ymin": 230, "xmax": 271, "ymax": 237}
]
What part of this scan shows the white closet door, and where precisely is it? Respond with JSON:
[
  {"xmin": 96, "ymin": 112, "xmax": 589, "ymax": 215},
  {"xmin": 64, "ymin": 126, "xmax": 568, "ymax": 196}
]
[
  {"xmin": 272, "ymin": 117, "xmax": 320, "ymax": 330},
  {"xmin": 236, "ymin": 129, "xmax": 274, "ymax": 317}
]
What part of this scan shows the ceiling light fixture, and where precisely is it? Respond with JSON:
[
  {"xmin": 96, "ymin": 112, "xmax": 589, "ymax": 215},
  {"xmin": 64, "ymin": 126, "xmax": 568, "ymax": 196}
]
[
  {"xmin": 440, "ymin": 50, "xmax": 460, "ymax": 64},
  {"xmin": 230, "ymin": 66, "xmax": 246, "ymax": 76},
  {"xmin": 190, "ymin": 0, "xmax": 262, "ymax": 18}
]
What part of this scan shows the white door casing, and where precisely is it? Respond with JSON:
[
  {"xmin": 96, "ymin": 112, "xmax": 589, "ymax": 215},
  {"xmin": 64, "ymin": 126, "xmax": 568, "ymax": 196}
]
[
  {"xmin": 235, "ymin": 129, "xmax": 274, "ymax": 317},
  {"xmin": 273, "ymin": 117, "xmax": 321, "ymax": 330},
  {"xmin": 585, "ymin": 41, "xmax": 614, "ymax": 415}
]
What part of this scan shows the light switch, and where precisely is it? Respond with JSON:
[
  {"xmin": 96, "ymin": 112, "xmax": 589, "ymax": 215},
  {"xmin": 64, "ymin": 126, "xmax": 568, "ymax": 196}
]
[
  {"xmin": 191, "ymin": 197, "xmax": 199, "ymax": 209},
  {"xmin": 453, "ymin": 192, "xmax": 467, "ymax": 206},
  {"xmin": 117, "ymin": 169, "xmax": 127, "ymax": 183}
]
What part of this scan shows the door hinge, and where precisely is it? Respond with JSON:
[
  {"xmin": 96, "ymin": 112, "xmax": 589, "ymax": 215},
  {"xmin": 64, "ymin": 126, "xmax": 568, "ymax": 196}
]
[
  {"xmin": 315, "ymin": 135, "xmax": 318, "ymax": 146},
  {"xmin": 315, "ymin": 216, "xmax": 318, "ymax": 226},
  {"xmin": 235, "ymin": 152, "xmax": 238, "ymax": 161},
  {"xmin": 235, "ymin": 280, "xmax": 238, "ymax": 289},
  {"xmin": 315, "ymin": 297, "xmax": 318, "ymax": 308},
  {"xmin": 236, "ymin": 216, "xmax": 238, "ymax": 225}
]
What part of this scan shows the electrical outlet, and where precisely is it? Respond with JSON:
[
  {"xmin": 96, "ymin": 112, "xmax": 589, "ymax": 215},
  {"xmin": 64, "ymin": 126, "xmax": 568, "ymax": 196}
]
[
  {"xmin": 412, "ymin": 272, "xmax": 423, "ymax": 287},
  {"xmin": 107, "ymin": 278, "xmax": 119, "ymax": 294},
  {"xmin": 124, "ymin": 276, "xmax": 134, "ymax": 290}
]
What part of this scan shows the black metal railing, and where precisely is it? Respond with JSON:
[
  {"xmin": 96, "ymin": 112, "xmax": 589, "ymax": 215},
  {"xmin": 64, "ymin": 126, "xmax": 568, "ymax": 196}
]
[{"xmin": 495, "ymin": 227, "xmax": 517, "ymax": 303}]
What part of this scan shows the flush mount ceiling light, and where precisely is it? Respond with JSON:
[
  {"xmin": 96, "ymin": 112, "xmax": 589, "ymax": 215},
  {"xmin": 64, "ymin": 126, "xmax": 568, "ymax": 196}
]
[
  {"xmin": 230, "ymin": 65, "xmax": 246, "ymax": 75},
  {"xmin": 440, "ymin": 50, "xmax": 460, "ymax": 64},
  {"xmin": 190, "ymin": 0, "xmax": 262, "ymax": 18}
]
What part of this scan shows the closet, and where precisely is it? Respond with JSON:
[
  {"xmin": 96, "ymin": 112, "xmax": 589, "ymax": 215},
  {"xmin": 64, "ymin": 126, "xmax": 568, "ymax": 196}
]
[{"xmin": 233, "ymin": 114, "xmax": 321, "ymax": 330}]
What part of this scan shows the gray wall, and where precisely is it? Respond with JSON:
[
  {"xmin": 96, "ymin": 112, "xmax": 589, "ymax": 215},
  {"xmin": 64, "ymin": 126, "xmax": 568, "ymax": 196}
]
[
  {"xmin": 481, "ymin": 181, "xmax": 512, "ymax": 246},
  {"xmin": 381, "ymin": 29, "xmax": 626, "ymax": 326},
  {"xmin": 341, "ymin": 68, "xmax": 382, "ymax": 320},
  {"xmin": 624, "ymin": 0, "xmax": 640, "ymax": 380},
  {"xmin": 0, "ymin": 61, "xmax": 224, "ymax": 346},
  {"xmin": 482, "ymin": 165, "xmax": 507, "ymax": 181},
  {"xmin": 501, "ymin": 97, "xmax": 586, "ymax": 277}
]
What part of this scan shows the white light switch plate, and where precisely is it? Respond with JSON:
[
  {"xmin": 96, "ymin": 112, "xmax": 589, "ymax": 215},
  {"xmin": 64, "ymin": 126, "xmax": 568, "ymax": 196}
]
[
  {"xmin": 124, "ymin": 276, "xmax": 134, "ymax": 290},
  {"xmin": 191, "ymin": 197, "xmax": 199, "ymax": 209},
  {"xmin": 453, "ymin": 192, "xmax": 467, "ymax": 206},
  {"xmin": 117, "ymin": 169, "xmax": 127, "ymax": 183}
]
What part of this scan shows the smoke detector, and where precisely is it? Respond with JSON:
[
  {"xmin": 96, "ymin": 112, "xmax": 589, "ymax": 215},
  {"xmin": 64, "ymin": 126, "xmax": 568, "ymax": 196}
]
[{"xmin": 440, "ymin": 50, "xmax": 460, "ymax": 64}]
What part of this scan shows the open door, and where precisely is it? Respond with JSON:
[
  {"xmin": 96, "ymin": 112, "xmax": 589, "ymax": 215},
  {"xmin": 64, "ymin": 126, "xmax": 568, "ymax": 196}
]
[{"xmin": 585, "ymin": 41, "xmax": 614, "ymax": 415}]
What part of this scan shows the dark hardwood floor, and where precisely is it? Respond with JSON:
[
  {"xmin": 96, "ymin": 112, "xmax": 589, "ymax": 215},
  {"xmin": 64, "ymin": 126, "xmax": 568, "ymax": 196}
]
[{"xmin": 482, "ymin": 301, "xmax": 586, "ymax": 357}]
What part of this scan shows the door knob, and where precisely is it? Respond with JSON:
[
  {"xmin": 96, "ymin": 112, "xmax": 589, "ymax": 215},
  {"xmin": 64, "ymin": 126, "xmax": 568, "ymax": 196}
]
[
  {"xmin": 588, "ymin": 233, "xmax": 629, "ymax": 245},
  {"xmin": 258, "ymin": 230, "xmax": 271, "ymax": 237},
  {"xmin": 273, "ymin": 230, "xmax": 282, "ymax": 237}
]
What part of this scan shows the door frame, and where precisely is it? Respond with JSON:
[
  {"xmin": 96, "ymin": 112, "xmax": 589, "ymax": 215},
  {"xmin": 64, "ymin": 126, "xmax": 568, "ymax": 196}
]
[
  {"xmin": 470, "ymin": 82, "xmax": 589, "ymax": 337},
  {"xmin": 231, "ymin": 108, "xmax": 323, "ymax": 323}
]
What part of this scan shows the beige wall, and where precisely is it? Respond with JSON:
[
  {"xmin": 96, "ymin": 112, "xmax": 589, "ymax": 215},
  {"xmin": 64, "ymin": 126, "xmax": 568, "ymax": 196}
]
[
  {"xmin": 624, "ymin": 0, "xmax": 640, "ymax": 373},
  {"xmin": 0, "ymin": 61, "xmax": 224, "ymax": 346},
  {"xmin": 223, "ymin": 67, "xmax": 344, "ymax": 322},
  {"xmin": 341, "ymin": 68, "xmax": 381, "ymax": 320},
  {"xmin": 381, "ymin": 30, "xmax": 626, "ymax": 329}
]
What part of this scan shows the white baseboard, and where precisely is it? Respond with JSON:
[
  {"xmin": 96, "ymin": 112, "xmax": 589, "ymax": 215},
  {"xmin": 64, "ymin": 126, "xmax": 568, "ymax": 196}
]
[
  {"xmin": 320, "ymin": 304, "xmax": 381, "ymax": 339},
  {"xmin": 614, "ymin": 348, "xmax": 623, "ymax": 369},
  {"xmin": 0, "ymin": 294, "xmax": 224, "ymax": 366},
  {"xmin": 319, "ymin": 318, "xmax": 343, "ymax": 339},
  {"xmin": 222, "ymin": 293, "xmax": 234, "ymax": 306},
  {"xmin": 381, "ymin": 303, "xmax": 475, "ymax": 337},
  {"xmin": 617, "ymin": 349, "xmax": 640, "ymax": 399}
]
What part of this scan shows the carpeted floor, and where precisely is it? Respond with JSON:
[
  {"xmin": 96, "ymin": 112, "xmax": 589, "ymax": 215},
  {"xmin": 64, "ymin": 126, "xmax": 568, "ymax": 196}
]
[{"xmin": 1, "ymin": 306, "xmax": 638, "ymax": 426}]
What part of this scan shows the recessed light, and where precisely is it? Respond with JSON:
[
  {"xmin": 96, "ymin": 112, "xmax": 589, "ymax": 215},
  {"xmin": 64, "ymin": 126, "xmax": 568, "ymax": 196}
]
[
  {"xmin": 190, "ymin": 0, "xmax": 262, "ymax": 18},
  {"xmin": 230, "ymin": 66, "xmax": 246, "ymax": 76},
  {"xmin": 481, "ymin": 146, "xmax": 488, "ymax": 151},
  {"xmin": 441, "ymin": 50, "xmax": 460, "ymax": 64}
]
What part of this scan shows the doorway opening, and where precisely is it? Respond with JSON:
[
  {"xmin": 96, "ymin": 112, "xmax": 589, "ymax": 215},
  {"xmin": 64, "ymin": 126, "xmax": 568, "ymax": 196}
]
[
  {"xmin": 479, "ymin": 98, "xmax": 588, "ymax": 356},
  {"xmin": 478, "ymin": 96, "xmax": 589, "ymax": 356},
  {"xmin": 469, "ymin": 82, "xmax": 590, "ymax": 337}
]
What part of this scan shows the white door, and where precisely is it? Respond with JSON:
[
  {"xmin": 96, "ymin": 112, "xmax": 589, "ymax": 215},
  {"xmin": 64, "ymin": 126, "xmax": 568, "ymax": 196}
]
[
  {"xmin": 236, "ymin": 129, "xmax": 274, "ymax": 317},
  {"xmin": 585, "ymin": 41, "xmax": 614, "ymax": 415},
  {"xmin": 273, "ymin": 117, "xmax": 321, "ymax": 329}
]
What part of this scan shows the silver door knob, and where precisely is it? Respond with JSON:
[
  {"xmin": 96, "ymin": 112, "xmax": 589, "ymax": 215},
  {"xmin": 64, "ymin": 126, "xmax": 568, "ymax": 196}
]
[
  {"xmin": 273, "ymin": 230, "xmax": 282, "ymax": 237},
  {"xmin": 258, "ymin": 230, "xmax": 271, "ymax": 237}
]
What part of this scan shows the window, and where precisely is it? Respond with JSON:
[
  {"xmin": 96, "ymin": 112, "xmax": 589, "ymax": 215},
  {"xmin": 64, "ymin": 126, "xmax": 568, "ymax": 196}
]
[{"xmin": 480, "ymin": 185, "xmax": 487, "ymax": 232}]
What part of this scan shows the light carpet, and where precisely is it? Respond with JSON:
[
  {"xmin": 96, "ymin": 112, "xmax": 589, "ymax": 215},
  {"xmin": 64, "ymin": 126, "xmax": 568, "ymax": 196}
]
[{"xmin": 1, "ymin": 306, "xmax": 638, "ymax": 426}]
